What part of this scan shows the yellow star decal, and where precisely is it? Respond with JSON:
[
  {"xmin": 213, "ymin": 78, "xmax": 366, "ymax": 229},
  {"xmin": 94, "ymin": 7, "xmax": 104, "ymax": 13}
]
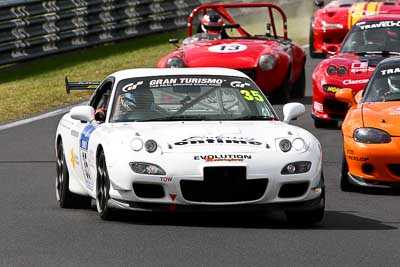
[{"xmin": 70, "ymin": 148, "xmax": 76, "ymax": 169}]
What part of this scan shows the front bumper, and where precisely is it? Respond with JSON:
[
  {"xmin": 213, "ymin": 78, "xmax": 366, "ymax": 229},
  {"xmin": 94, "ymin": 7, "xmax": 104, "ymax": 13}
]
[
  {"xmin": 106, "ymin": 152, "xmax": 323, "ymax": 211},
  {"xmin": 344, "ymin": 135, "xmax": 400, "ymax": 185},
  {"xmin": 108, "ymin": 191, "xmax": 324, "ymax": 213}
]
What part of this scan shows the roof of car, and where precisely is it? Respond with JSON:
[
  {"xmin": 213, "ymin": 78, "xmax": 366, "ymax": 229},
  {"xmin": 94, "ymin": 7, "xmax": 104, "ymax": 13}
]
[
  {"xmin": 358, "ymin": 14, "xmax": 400, "ymax": 22},
  {"xmin": 109, "ymin": 68, "xmax": 249, "ymax": 81},
  {"xmin": 377, "ymin": 56, "xmax": 400, "ymax": 66}
]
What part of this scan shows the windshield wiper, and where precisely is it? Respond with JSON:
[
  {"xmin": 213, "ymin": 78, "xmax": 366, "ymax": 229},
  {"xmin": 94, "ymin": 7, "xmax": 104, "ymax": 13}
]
[
  {"xmin": 140, "ymin": 115, "xmax": 209, "ymax": 121},
  {"xmin": 233, "ymin": 115, "xmax": 276, "ymax": 121},
  {"xmin": 354, "ymin": 51, "xmax": 400, "ymax": 56}
]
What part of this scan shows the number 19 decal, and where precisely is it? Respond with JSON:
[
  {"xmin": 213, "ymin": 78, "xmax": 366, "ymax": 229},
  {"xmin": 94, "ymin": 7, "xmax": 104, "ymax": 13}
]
[{"xmin": 240, "ymin": 90, "xmax": 264, "ymax": 101}]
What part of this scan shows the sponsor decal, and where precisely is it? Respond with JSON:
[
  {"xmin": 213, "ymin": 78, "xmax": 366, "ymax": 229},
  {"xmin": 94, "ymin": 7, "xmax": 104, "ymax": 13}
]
[
  {"xmin": 347, "ymin": 149, "xmax": 355, "ymax": 155},
  {"xmin": 79, "ymin": 124, "xmax": 97, "ymax": 191},
  {"xmin": 194, "ymin": 154, "xmax": 252, "ymax": 162},
  {"xmin": 348, "ymin": 155, "xmax": 368, "ymax": 161},
  {"xmin": 343, "ymin": 79, "xmax": 369, "ymax": 85},
  {"xmin": 70, "ymin": 148, "xmax": 77, "ymax": 169},
  {"xmin": 208, "ymin": 43, "xmax": 247, "ymax": 53},
  {"xmin": 323, "ymin": 85, "xmax": 341, "ymax": 93},
  {"xmin": 358, "ymin": 20, "xmax": 400, "ymax": 30},
  {"xmin": 122, "ymin": 81, "xmax": 143, "ymax": 92},
  {"xmin": 230, "ymin": 81, "xmax": 250, "ymax": 88},
  {"xmin": 350, "ymin": 62, "xmax": 374, "ymax": 73},
  {"xmin": 149, "ymin": 77, "xmax": 224, "ymax": 87},
  {"xmin": 160, "ymin": 177, "xmax": 173, "ymax": 183},
  {"xmin": 71, "ymin": 129, "xmax": 79, "ymax": 138},
  {"xmin": 174, "ymin": 136, "xmax": 262, "ymax": 146},
  {"xmin": 381, "ymin": 67, "xmax": 400, "ymax": 76}
]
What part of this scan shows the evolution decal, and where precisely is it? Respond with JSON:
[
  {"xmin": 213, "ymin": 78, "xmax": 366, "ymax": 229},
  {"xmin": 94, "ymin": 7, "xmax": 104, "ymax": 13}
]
[{"xmin": 194, "ymin": 154, "xmax": 252, "ymax": 162}]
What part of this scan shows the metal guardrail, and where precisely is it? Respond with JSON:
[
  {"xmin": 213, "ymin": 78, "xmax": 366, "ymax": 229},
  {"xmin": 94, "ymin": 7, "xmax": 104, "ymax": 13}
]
[
  {"xmin": 0, "ymin": 0, "xmax": 217, "ymax": 65},
  {"xmin": 0, "ymin": 0, "xmax": 308, "ymax": 66}
]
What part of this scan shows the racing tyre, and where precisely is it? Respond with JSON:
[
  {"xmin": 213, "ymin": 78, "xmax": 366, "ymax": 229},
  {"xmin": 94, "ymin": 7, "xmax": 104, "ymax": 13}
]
[
  {"xmin": 96, "ymin": 150, "xmax": 114, "ymax": 220},
  {"xmin": 314, "ymin": 118, "xmax": 337, "ymax": 128},
  {"xmin": 340, "ymin": 154, "xmax": 359, "ymax": 192},
  {"xmin": 56, "ymin": 141, "xmax": 92, "ymax": 209},
  {"xmin": 291, "ymin": 66, "xmax": 306, "ymax": 99},
  {"xmin": 285, "ymin": 174, "xmax": 325, "ymax": 225},
  {"xmin": 309, "ymin": 18, "xmax": 325, "ymax": 59}
]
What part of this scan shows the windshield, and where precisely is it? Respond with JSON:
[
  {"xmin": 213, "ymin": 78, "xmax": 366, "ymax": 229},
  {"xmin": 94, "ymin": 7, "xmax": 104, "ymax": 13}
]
[
  {"xmin": 341, "ymin": 20, "xmax": 400, "ymax": 54},
  {"xmin": 363, "ymin": 65, "xmax": 400, "ymax": 102},
  {"xmin": 110, "ymin": 75, "xmax": 277, "ymax": 122}
]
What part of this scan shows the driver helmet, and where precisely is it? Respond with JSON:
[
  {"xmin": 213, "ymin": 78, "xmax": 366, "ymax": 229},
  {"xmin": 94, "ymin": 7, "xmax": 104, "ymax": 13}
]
[
  {"xmin": 363, "ymin": 28, "xmax": 385, "ymax": 45},
  {"xmin": 120, "ymin": 89, "xmax": 155, "ymax": 112},
  {"xmin": 388, "ymin": 75, "xmax": 400, "ymax": 93},
  {"xmin": 201, "ymin": 13, "xmax": 223, "ymax": 35}
]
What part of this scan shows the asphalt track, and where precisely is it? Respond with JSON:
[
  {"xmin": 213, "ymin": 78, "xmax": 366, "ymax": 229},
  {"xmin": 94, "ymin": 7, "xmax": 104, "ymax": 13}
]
[{"xmin": 1, "ymin": 54, "xmax": 400, "ymax": 267}]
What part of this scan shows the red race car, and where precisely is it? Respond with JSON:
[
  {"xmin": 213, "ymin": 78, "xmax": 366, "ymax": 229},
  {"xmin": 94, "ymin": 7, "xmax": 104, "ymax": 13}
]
[
  {"xmin": 310, "ymin": 0, "xmax": 400, "ymax": 58},
  {"xmin": 311, "ymin": 15, "xmax": 400, "ymax": 128},
  {"xmin": 158, "ymin": 3, "xmax": 306, "ymax": 103}
]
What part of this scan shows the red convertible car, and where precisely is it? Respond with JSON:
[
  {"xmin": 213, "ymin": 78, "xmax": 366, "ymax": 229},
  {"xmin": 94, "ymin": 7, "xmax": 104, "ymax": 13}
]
[
  {"xmin": 310, "ymin": 0, "xmax": 400, "ymax": 58},
  {"xmin": 311, "ymin": 15, "xmax": 400, "ymax": 127},
  {"xmin": 158, "ymin": 3, "xmax": 306, "ymax": 103}
]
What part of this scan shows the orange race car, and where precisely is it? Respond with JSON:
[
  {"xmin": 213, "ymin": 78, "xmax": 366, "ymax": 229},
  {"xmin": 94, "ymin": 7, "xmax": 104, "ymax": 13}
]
[{"xmin": 336, "ymin": 56, "xmax": 400, "ymax": 191}]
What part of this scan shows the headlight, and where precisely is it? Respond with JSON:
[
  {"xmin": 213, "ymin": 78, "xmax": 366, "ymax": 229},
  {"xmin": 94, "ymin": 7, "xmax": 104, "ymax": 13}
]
[
  {"xmin": 337, "ymin": 66, "xmax": 347, "ymax": 76},
  {"xmin": 258, "ymin": 54, "xmax": 276, "ymax": 71},
  {"xmin": 279, "ymin": 139, "xmax": 292, "ymax": 152},
  {"xmin": 292, "ymin": 138, "xmax": 306, "ymax": 151},
  {"xmin": 130, "ymin": 162, "xmax": 166, "ymax": 175},
  {"xmin": 281, "ymin": 161, "xmax": 312, "ymax": 174},
  {"xmin": 166, "ymin": 57, "xmax": 184, "ymax": 68},
  {"xmin": 353, "ymin": 128, "xmax": 391, "ymax": 144},
  {"xmin": 130, "ymin": 138, "xmax": 143, "ymax": 151},
  {"xmin": 145, "ymin": 140, "xmax": 158, "ymax": 153},
  {"xmin": 322, "ymin": 21, "xmax": 343, "ymax": 29},
  {"xmin": 327, "ymin": 65, "xmax": 337, "ymax": 75}
]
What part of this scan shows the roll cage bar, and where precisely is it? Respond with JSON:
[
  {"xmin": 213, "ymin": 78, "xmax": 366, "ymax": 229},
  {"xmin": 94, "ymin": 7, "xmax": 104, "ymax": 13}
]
[{"xmin": 187, "ymin": 3, "xmax": 288, "ymax": 40}]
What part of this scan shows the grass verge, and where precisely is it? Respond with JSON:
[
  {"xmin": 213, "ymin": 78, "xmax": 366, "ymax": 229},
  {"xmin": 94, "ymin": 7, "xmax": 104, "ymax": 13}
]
[{"xmin": 0, "ymin": 13, "xmax": 310, "ymax": 123}]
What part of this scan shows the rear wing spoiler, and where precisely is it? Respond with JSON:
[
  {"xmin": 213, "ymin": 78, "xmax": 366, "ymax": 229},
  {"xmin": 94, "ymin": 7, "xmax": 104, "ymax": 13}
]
[{"xmin": 65, "ymin": 76, "xmax": 101, "ymax": 94}]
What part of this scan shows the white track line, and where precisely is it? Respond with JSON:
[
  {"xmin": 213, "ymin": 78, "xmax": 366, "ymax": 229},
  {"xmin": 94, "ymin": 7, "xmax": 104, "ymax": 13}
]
[{"xmin": 0, "ymin": 43, "xmax": 311, "ymax": 132}]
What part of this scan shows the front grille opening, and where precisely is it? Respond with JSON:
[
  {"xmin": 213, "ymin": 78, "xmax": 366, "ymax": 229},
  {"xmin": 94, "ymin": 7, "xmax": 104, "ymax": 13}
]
[
  {"xmin": 388, "ymin": 164, "xmax": 400, "ymax": 177},
  {"xmin": 278, "ymin": 182, "xmax": 309, "ymax": 198},
  {"xmin": 324, "ymin": 99, "xmax": 349, "ymax": 113},
  {"xmin": 180, "ymin": 166, "xmax": 268, "ymax": 202},
  {"xmin": 133, "ymin": 183, "xmax": 164, "ymax": 199}
]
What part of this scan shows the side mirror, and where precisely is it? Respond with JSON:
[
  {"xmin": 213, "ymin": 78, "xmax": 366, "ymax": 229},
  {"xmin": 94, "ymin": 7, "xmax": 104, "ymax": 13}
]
[
  {"xmin": 314, "ymin": 0, "xmax": 324, "ymax": 8},
  {"xmin": 335, "ymin": 88, "xmax": 356, "ymax": 106},
  {"xmin": 324, "ymin": 44, "xmax": 339, "ymax": 55},
  {"xmin": 70, "ymin": 106, "xmax": 95, "ymax": 122},
  {"xmin": 283, "ymin": 102, "xmax": 305, "ymax": 123}
]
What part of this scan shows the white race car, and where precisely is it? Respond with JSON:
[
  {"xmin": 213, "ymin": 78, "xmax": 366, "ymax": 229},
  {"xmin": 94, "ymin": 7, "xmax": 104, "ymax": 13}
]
[{"xmin": 55, "ymin": 68, "xmax": 324, "ymax": 224}]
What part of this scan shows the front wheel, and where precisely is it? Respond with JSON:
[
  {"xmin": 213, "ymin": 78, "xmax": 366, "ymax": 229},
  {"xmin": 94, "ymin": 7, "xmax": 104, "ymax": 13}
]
[
  {"xmin": 56, "ymin": 140, "xmax": 92, "ymax": 209},
  {"xmin": 96, "ymin": 150, "xmax": 114, "ymax": 220},
  {"xmin": 340, "ymin": 154, "xmax": 359, "ymax": 192},
  {"xmin": 271, "ymin": 72, "xmax": 290, "ymax": 104}
]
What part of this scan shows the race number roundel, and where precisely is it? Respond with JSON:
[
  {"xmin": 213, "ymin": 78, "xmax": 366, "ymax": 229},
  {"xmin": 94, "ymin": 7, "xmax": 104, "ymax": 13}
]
[{"xmin": 208, "ymin": 43, "xmax": 247, "ymax": 53}]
